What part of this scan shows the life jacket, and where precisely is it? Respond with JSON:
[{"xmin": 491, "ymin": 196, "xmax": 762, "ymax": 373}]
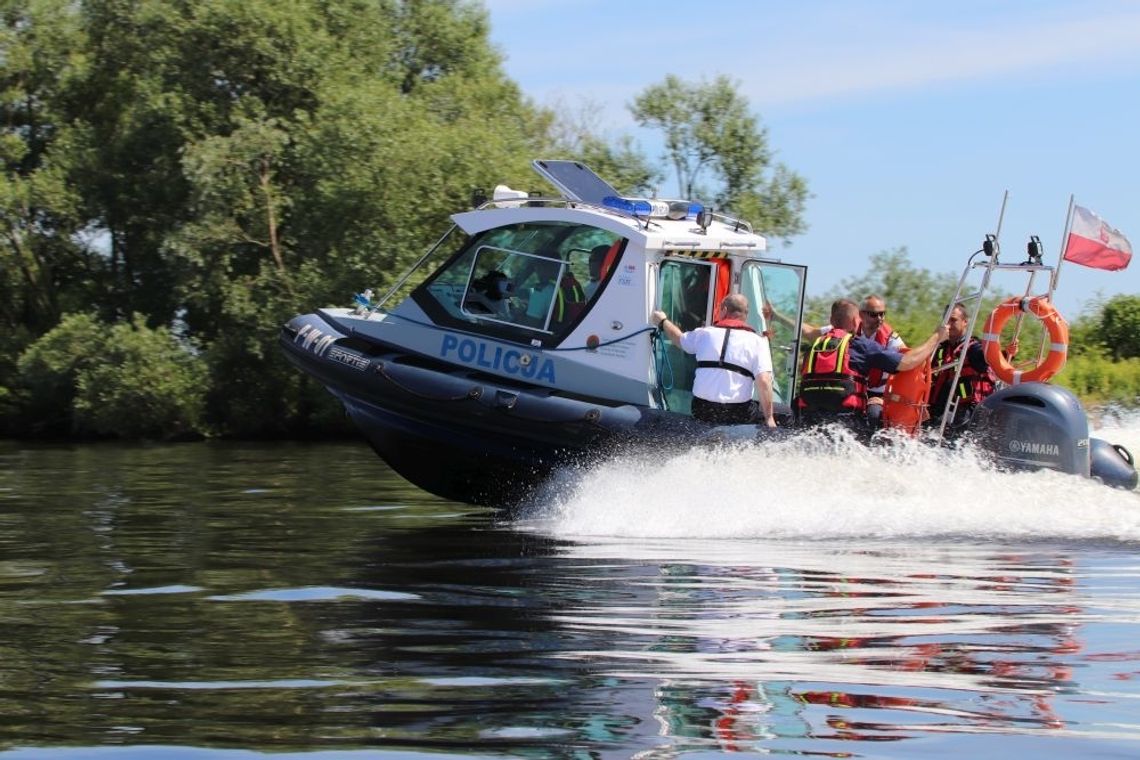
[
  {"xmin": 796, "ymin": 329, "xmax": 867, "ymax": 412},
  {"xmin": 864, "ymin": 322, "xmax": 901, "ymax": 392},
  {"xmin": 694, "ymin": 319, "xmax": 757, "ymax": 380},
  {"xmin": 929, "ymin": 337, "xmax": 996, "ymax": 412},
  {"xmin": 553, "ymin": 272, "xmax": 585, "ymax": 322}
]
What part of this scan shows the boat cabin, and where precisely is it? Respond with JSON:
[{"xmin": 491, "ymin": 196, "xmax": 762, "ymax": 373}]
[{"xmin": 374, "ymin": 160, "xmax": 809, "ymax": 417}]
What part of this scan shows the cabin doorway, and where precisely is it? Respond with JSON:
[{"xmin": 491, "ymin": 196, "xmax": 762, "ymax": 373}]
[{"xmin": 657, "ymin": 258, "xmax": 717, "ymax": 414}]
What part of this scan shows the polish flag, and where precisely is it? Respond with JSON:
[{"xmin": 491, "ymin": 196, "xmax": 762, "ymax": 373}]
[{"xmin": 1064, "ymin": 205, "xmax": 1132, "ymax": 271}]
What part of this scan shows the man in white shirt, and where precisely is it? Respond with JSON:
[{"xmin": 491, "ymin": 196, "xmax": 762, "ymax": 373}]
[{"xmin": 651, "ymin": 293, "xmax": 777, "ymax": 427}]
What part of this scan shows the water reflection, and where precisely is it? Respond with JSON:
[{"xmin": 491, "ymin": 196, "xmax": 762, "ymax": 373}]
[
  {"xmin": 542, "ymin": 540, "xmax": 1129, "ymax": 754},
  {"xmin": 1, "ymin": 441, "xmax": 1140, "ymax": 758}
]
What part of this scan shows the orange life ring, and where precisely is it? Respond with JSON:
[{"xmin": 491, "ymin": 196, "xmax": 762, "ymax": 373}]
[
  {"xmin": 881, "ymin": 348, "xmax": 932, "ymax": 436},
  {"xmin": 981, "ymin": 297, "xmax": 1069, "ymax": 384}
]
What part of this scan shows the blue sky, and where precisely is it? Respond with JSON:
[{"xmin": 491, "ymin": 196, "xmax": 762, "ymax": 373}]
[{"xmin": 483, "ymin": 0, "xmax": 1140, "ymax": 320}]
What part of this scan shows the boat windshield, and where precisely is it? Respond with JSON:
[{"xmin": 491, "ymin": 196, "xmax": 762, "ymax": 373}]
[{"xmin": 412, "ymin": 221, "xmax": 626, "ymax": 345}]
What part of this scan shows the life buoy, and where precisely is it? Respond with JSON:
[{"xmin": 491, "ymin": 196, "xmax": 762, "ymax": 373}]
[
  {"xmin": 981, "ymin": 297, "xmax": 1068, "ymax": 384},
  {"xmin": 881, "ymin": 348, "xmax": 932, "ymax": 435}
]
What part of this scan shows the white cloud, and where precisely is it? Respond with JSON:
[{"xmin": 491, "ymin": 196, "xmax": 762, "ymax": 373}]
[
  {"xmin": 739, "ymin": 9, "xmax": 1140, "ymax": 106},
  {"xmin": 489, "ymin": 3, "xmax": 1140, "ymax": 110}
]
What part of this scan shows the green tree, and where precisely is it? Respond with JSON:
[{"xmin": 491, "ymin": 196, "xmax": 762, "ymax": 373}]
[
  {"xmin": 14, "ymin": 312, "xmax": 207, "ymax": 438},
  {"xmin": 0, "ymin": 0, "xmax": 92, "ymax": 336},
  {"xmin": 536, "ymin": 99, "xmax": 659, "ymax": 195},
  {"xmin": 630, "ymin": 74, "xmax": 809, "ymax": 238},
  {"xmin": 73, "ymin": 316, "xmax": 207, "ymax": 439},
  {"xmin": 1098, "ymin": 294, "xmax": 1140, "ymax": 360},
  {"xmin": 806, "ymin": 248, "xmax": 960, "ymax": 338},
  {"xmin": 12, "ymin": 313, "xmax": 105, "ymax": 435},
  {"xmin": 3, "ymin": 0, "xmax": 701, "ymax": 438},
  {"xmin": 804, "ymin": 247, "xmax": 1032, "ymax": 348}
]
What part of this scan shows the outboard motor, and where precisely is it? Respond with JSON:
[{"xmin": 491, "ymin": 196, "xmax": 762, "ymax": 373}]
[
  {"xmin": 1089, "ymin": 437, "xmax": 1139, "ymax": 490},
  {"xmin": 970, "ymin": 382, "xmax": 1091, "ymax": 477}
]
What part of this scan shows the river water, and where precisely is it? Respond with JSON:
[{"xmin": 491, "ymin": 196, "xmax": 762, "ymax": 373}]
[{"xmin": 2, "ymin": 416, "xmax": 1140, "ymax": 759}]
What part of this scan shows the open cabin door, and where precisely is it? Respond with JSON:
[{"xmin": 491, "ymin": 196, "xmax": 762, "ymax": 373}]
[
  {"xmin": 657, "ymin": 256, "xmax": 806, "ymax": 415},
  {"xmin": 657, "ymin": 258, "xmax": 718, "ymax": 414},
  {"xmin": 741, "ymin": 260, "xmax": 807, "ymax": 407}
]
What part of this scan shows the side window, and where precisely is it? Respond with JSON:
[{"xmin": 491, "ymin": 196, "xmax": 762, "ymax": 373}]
[
  {"xmin": 423, "ymin": 224, "xmax": 566, "ymax": 320},
  {"xmin": 463, "ymin": 246, "xmax": 566, "ymax": 331},
  {"xmin": 413, "ymin": 221, "xmax": 624, "ymax": 344},
  {"xmin": 741, "ymin": 261, "xmax": 807, "ymax": 404}
]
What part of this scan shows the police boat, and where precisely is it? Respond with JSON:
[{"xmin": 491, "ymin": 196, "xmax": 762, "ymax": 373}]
[
  {"xmin": 279, "ymin": 160, "xmax": 807, "ymax": 506},
  {"xmin": 280, "ymin": 160, "xmax": 1137, "ymax": 507}
]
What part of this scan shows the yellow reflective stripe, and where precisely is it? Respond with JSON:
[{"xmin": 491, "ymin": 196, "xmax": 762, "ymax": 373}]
[
  {"xmin": 835, "ymin": 334, "xmax": 849, "ymax": 371},
  {"xmin": 805, "ymin": 336, "xmax": 825, "ymax": 373},
  {"xmin": 806, "ymin": 334, "xmax": 852, "ymax": 374}
]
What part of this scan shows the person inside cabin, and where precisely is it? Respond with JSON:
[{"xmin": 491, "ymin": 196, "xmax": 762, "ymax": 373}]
[
  {"xmin": 522, "ymin": 260, "xmax": 585, "ymax": 328},
  {"xmin": 927, "ymin": 302, "xmax": 1016, "ymax": 434},
  {"xmin": 465, "ymin": 269, "xmax": 515, "ymax": 318},
  {"xmin": 651, "ymin": 293, "xmax": 777, "ymax": 427},
  {"xmin": 554, "ymin": 266, "xmax": 586, "ymax": 325},
  {"xmin": 796, "ymin": 299, "xmax": 946, "ymax": 438},
  {"xmin": 584, "ymin": 244, "xmax": 610, "ymax": 300}
]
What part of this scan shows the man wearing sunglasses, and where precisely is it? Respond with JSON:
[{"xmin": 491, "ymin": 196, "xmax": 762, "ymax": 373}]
[
  {"xmin": 857, "ymin": 296, "xmax": 906, "ymax": 426},
  {"xmin": 795, "ymin": 299, "xmax": 946, "ymax": 438},
  {"xmin": 779, "ymin": 295, "xmax": 906, "ymax": 424}
]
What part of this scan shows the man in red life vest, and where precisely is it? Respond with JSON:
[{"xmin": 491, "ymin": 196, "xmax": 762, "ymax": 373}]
[
  {"xmin": 928, "ymin": 302, "xmax": 1016, "ymax": 433},
  {"xmin": 786, "ymin": 295, "xmax": 906, "ymax": 426},
  {"xmin": 856, "ymin": 295, "xmax": 906, "ymax": 426},
  {"xmin": 796, "ymin": 299, "xmax": 946, "ymax": 436},
  {"xmin": 651, "ymin": 293, "xmax": 777, "ymax": 427}
]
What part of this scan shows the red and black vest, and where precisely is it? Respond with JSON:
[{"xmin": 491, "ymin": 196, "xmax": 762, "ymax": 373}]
[
  {"xmin": 796, "ymin": 329, "xmax": 867, "ymax": 412},
  {"xmin": 929, "ymin": 337, "xmax": 996, "ymax": 411},
  {"xmin": 695, "ymin": 319, "xmax": 758, "ymax": 380},
  {"xmin": 864, "ymin": 322, "xmax": 900, "ymax": 391},
  {"xmin": 554, "ymin": 272, "xmax": 586, "ymax": 322}
]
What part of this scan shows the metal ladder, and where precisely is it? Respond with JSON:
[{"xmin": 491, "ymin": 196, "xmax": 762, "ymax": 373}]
[{"xmin": 931, "ymin": 196, "xmax": 1058, "ymax": 440}]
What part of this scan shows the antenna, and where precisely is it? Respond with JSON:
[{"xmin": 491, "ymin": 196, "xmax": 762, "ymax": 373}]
[{"xmin": 987, "ymin": 190, "xmax": 1010, "ymax": 262}]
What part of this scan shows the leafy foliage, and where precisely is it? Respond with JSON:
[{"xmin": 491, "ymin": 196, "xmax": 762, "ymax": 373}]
[
  {"xmin": 1055, "ymin": 355, "xmax": 1140, "ymax": 407},
  {"xmin": 1, "ymin": 0, "xmax": 552, "ymax": 436},
  {"xmin": 536, "ymin": 99, "xmax": 660, "ymax": 196},
  {"xmin": 1098, "ymin": 295, "xmax": 1140, "ymax": 360},
  {"xmin": 73, "ymin": 316, "xmax": 207, "ymax": 439},
  {"xmin": 630, "ymin": 74, "xmax": 809, "ymax": 239},
  {"xmin": 15, "ymin": 312, "xmax": 207, "ymax": 438},
  {"xmin": 13, "ymin": 313, "xmax": 105, "ymax": 435},
  {"xmin": 805, "ymin": 248, "xmax": 961, "ymax": 340}
]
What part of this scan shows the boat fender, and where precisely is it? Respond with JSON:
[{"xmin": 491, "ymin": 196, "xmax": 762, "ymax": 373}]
[
  {"xmin": 377, "ymin": 361, "xmax": 480, "ymax": 402},
  {"xmin": 1089, "ymin": 437, "xmax": 1139, "ymax": 490},
  {"xmin": 982, "ymin": 297, "xmax": 1069, "ymax": 384}
]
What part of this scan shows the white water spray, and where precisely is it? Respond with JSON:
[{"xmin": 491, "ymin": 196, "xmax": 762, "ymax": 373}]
[{"xmin": 534, "ymin": 415, "xmax": 1140, "ymax": 543}]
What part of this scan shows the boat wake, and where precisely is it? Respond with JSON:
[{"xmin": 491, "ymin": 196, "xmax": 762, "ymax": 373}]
[{"xmin": 528, "ymin": 413, "xmax": 1140, "ymax": 543}]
